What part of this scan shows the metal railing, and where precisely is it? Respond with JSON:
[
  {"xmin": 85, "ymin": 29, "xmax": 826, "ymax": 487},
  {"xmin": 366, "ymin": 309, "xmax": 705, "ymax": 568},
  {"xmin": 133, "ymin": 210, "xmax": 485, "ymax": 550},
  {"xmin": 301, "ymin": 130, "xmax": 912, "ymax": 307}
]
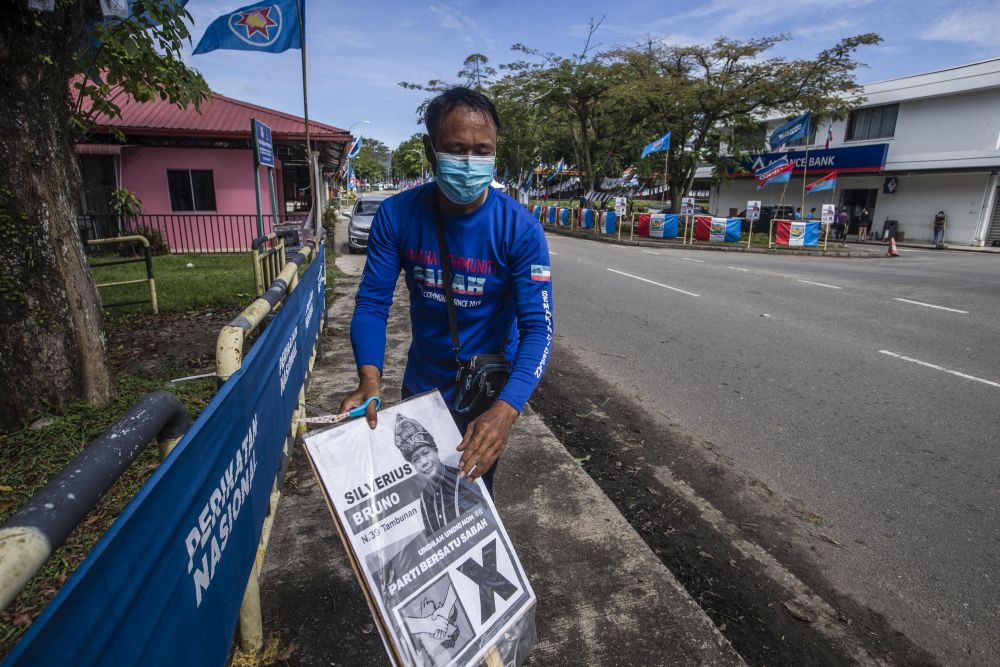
[
  {"xmin": 87, "ymin": 235, "xmax": 159, "ymax": 314},
  {"xmin": 0, "ymin": 392, "xmax": 190, "ymax": 612},
  {"xmin": 250, "ymin": 233, "xmax": 287, "ymax": 297},
  {"xmin": 78, "ymin": 213, "xmax": 309, "ymax": 255},
  {"xmin": 216, "ymin": 238, "xmax": 324, "ymax": 653}
]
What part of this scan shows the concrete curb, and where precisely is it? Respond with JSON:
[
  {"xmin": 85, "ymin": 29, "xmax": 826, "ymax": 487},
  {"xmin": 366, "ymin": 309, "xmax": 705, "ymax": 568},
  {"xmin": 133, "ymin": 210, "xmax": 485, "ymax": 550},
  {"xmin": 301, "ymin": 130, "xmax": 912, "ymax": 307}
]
[{"xmin": 545, "ymin": 227, "xmax": 888, "ymax": 258}]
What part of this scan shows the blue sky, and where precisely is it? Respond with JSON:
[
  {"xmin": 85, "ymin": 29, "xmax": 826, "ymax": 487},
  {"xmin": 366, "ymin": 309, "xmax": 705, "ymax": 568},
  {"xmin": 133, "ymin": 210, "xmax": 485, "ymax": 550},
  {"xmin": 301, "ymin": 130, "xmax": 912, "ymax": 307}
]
[{"xmin": 182, "ymin": 0, "xmax": 1000, "ymax": 148}]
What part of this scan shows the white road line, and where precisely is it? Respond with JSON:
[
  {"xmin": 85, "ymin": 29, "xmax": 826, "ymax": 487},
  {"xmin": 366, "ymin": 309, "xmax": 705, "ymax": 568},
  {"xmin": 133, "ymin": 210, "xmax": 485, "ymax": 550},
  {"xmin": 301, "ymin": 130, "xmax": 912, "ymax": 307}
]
[
  {"xmin": 682, "ymin": 257, "xmax": 705, "ymax": 263},
  {"xmin": 642, "ymin": 250, "xmax": 661, "ymax": 255},
  {"xmin": 606, "ymin": 268, "xmax": 700, "ymax": 297},
  {"xmin": 610, "ymin": 245, "xmax": 626, "ymax": 250},
  {"xmin": 728, "ymin": 266, "xmax": 750, "ymax": 272},
  {"xmin": 893, "ymin": 298, "xmax": 969, "ymax": 314},
  {"xmin": 879, "ymin": 350, "xmax": 1000, "ymax": 389},
  {"xmin": 797, "ymin": 279, "xmax": 842, "ymax": 290},
  {"xmin": 549, "ymin": 251, "xmax": 558, "ymax": 255}
]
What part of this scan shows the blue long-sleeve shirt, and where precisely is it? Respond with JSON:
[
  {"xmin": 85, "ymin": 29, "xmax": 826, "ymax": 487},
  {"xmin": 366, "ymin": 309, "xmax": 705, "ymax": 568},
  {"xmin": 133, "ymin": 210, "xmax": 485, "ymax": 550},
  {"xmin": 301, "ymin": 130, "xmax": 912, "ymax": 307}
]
[{"xmin": 350, "ymin": 183, "xmax": 553, "ymax": 412}]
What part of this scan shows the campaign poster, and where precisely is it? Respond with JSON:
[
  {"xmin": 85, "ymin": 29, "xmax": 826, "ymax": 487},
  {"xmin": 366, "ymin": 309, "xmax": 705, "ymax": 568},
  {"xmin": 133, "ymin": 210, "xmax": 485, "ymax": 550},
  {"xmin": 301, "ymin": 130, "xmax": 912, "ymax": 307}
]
[
  {"xmin": 821, "ymin": 204, "xmax": 835, "ymax": 225},
  {"xmin": 681, "ymin": 197, "xmax": 695, "ymax": 215},
  {"xmin": 303, "ymin": 391, "xmax": 536, "ymax": 667},
  {"xmin": 746, "ymin": 200, "xmax": 761, "ymax": 221},
  {"xmin": 614, "ymin": 197, "xmax": 627, "ymax": 216}
]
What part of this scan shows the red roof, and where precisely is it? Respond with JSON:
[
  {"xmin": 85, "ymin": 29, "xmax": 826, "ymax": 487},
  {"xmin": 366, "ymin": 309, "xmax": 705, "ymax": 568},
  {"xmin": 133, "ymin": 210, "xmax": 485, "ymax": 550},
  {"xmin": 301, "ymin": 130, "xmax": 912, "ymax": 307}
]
[{"xmin": 84, "ymin": 87, "xmax": 351, "ymax": 142}]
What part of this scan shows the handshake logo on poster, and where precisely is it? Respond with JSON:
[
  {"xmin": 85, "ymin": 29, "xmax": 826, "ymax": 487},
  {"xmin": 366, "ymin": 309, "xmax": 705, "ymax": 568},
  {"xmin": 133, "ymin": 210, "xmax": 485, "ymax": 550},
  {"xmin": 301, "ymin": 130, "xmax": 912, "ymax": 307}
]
[{"xmin": 304, "ymin": 391, "xmax": 536, "ymax": 666}]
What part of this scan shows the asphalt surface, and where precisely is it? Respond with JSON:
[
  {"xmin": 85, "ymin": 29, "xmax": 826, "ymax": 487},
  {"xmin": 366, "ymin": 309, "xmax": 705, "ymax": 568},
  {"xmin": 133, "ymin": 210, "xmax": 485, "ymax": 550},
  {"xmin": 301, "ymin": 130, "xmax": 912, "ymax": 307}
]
[{"xmin": 542, "ymin": 234, "xmax": 999, "ymax": 663}]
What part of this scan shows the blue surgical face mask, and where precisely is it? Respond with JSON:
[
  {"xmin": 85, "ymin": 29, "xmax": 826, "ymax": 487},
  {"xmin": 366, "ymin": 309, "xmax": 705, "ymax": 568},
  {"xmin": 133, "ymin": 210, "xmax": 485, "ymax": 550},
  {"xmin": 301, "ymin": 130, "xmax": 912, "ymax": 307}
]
[{"xmin": 433, "ymin": 150, "xmax": 496, "ymax": 205}]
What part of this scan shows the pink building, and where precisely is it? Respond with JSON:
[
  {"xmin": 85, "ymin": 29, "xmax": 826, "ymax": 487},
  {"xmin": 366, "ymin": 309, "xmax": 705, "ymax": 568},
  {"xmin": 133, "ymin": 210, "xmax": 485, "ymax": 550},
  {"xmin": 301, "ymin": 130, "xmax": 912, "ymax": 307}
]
[{"xmin": 76, "ymin": 89, "xmax": 351, "ymax": 252}]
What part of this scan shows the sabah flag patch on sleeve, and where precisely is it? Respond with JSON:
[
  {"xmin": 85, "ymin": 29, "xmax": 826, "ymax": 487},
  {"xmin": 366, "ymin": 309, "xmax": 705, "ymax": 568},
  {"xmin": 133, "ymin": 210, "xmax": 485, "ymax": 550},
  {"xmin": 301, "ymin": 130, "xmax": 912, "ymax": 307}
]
[{"xmin": 531, "ymin": 265, "xmax": 551, "ymax": 281}]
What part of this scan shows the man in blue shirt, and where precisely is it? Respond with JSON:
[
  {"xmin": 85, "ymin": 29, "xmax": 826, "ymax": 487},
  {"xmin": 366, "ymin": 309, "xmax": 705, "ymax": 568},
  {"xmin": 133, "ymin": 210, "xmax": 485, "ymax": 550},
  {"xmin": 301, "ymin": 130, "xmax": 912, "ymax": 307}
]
[{"xmin": 340, "ymin": 87, "xmax": 553, "ymax": 496}]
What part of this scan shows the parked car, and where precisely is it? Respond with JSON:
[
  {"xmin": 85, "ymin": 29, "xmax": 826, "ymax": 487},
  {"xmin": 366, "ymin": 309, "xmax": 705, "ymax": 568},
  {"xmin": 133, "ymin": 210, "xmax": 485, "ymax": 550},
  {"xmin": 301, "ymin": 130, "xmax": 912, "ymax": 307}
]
[
  {"xmin": 648, "ymin": 205, "xmax": 709, "ymax": 215},
  {"xmin": 346, "ymin": 193, "xmax": 389, "ymax": 253},
  {"xmin": 736, "ymin": 205, "xmax": 797, "ymax": 233}
]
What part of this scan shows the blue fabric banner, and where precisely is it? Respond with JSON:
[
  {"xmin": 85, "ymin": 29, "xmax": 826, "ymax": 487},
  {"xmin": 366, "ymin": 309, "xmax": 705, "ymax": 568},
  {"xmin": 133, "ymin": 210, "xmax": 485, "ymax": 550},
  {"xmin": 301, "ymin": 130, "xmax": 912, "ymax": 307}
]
[
  {"xmin": 649, "ymin": 214, "xmax": 679, "ymax": 239},
  {"xmin": 193, "ymin": 0, "xmax": 304, "ymax": 55},
  {"xmin": 3, "ymin": 247, "xmax": 326, "ymax": 667},
  {"xmin": 580, "ymin": 209, "xmax": 594, "ymax": 229},
  {"xmin": 603, "ymin": 211, "xmax": 617, "ymax": 234}
]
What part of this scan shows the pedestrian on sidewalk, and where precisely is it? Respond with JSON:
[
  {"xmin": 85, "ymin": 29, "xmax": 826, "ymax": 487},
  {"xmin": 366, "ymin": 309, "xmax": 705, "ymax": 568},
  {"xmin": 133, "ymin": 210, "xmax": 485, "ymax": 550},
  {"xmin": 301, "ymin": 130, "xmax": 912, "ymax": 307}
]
[
  {"xmin": 340, "ymin": 87, "xmax": 554, "ymax": 497},
  {"xmin": 933, "ymin": 210, "xmax": 946, "ymax": 247},
  {"xmin": 858, "ymin": 207, "xmax": 871, "ymax": 242},
  {"xmin": 835, "ymin": 207, "xmax": 849, "ymax": 240}
]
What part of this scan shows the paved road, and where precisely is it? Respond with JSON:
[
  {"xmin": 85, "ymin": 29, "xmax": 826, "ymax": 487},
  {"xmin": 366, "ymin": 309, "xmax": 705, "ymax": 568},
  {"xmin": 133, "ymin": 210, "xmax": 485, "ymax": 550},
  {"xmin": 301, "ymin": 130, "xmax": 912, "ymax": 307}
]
[{"xmin": 543, "ymin": 234, "xmax": 999, "ymax": 663}]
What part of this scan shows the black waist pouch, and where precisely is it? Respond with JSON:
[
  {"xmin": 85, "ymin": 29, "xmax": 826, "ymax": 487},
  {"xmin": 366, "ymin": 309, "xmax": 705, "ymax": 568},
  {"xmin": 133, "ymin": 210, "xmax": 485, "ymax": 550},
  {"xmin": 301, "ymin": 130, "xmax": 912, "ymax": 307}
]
[{"xmin": 454, "ymin": 353, "xmax": 510, "ymax": 415}]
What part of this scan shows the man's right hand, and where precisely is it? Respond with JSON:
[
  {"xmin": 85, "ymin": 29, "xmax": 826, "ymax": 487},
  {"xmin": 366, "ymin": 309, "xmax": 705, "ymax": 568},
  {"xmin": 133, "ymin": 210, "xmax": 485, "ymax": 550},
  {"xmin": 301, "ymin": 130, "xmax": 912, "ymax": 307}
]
[{"xmin": 339, "ymin": 365, "xmax": 382, "ymax": 429}]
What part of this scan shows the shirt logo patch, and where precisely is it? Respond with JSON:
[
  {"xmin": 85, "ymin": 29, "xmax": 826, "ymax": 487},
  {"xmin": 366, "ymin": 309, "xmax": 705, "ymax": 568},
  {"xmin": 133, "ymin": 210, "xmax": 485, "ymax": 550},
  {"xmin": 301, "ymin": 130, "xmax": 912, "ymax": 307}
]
[{"xmin": 531, "ymin": 265, "xmax": 551, "ymax": 282}]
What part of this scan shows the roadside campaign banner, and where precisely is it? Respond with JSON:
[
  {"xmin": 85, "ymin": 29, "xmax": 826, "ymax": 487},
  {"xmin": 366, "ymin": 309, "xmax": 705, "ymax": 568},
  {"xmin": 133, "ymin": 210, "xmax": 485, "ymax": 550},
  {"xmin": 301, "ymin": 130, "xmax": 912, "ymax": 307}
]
[
  {"xmin": 774, "ymin": 220, "xmax": 821, "ymax": 246},
  {"xmin": 3, "ymin": 246, "xmax": 326, "ymax": 667},
  {"xmin": 637, "ymin": 213, "xmax": 679, "ymax": 238},
  {"xmin": 695, "ymin": 216, "xmax": 742, "ymax": 242},
  {"xmin": 304, "ymin": 392, "xmax": 536, "ymax": 667}
]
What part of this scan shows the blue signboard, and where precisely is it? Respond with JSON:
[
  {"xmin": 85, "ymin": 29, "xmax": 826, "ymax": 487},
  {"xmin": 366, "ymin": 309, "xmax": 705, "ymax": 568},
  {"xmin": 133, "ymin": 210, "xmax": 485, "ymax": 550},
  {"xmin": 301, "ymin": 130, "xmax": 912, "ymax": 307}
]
[
  {"xmin": 253, "ymin": 118, "xmax": 275, "ymax": 168},
  {"xmin": 737, "ymin": 143, "xmax": 888, "ymax": 176},
  {"xmin": 3, "ymin": 246, "xmax": 326, "ymax": 667}
]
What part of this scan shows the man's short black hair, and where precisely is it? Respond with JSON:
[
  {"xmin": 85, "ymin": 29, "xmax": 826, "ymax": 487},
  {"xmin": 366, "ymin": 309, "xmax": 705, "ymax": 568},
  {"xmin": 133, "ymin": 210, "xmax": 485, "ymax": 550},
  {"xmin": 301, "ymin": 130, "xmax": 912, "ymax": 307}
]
[{"xmin": 424, "ymin": 87, "xmax": 500, "ymax": 140}]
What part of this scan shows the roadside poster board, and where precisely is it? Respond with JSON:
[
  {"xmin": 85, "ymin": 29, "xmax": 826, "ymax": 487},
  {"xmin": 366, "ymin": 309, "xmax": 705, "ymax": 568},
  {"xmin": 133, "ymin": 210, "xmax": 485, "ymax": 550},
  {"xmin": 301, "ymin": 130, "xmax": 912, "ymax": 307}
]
[
  {"xmin": 746, "ymin": 200, "xmax": 761, "ymax": 221},
  {"xmin": 303, "ymin": 391, "xmax": 536, "ymax": 666},
  {"xmin": 681, "ymin": 197, "xmax": 695, "ymax": 215},
  {"xmin": 614, "ymin": 197, "xmax": 627, "ymax": 216},
  {"xmin": 821, "ymin": 204, "xmax": 835, "ymax": 225},
  {"xmin": 252, "ymin": 118, "xmax": 275, "ymax": 168}
]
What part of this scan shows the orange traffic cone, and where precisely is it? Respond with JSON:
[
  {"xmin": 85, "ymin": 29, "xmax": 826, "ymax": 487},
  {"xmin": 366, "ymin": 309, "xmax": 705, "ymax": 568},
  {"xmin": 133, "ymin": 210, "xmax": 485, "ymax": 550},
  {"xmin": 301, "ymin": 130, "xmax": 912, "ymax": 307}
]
[{"xmin": 887, "ymin": 237, "xmax": 900, "ymax": 257}]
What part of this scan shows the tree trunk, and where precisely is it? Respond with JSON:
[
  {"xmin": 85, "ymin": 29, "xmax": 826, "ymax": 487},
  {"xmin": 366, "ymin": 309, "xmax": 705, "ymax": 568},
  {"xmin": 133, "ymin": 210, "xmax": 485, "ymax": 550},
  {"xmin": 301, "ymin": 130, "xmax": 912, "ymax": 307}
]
[{"xmin": 0, "ymin": 5, "xmax": 113, "ymax": 432}]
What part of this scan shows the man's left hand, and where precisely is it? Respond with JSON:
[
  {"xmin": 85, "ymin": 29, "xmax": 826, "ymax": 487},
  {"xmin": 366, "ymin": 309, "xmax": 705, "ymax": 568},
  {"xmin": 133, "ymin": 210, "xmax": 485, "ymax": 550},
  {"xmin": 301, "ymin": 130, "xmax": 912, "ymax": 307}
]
[{"xmin": 457, "ymin": 400, "xmax": 519, "ymax": 480}]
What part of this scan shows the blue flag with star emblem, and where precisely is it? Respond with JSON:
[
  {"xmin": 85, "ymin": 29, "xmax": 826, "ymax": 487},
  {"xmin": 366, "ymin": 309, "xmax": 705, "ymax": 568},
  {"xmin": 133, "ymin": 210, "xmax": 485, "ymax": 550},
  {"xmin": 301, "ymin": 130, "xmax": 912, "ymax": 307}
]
[
  {"xmin": 193, "ymin": 0, "xmax": 304, "ymax": 55},
  {"xmin": 640, "ymin": 131, "xmax": 671, "ymax": 159}
]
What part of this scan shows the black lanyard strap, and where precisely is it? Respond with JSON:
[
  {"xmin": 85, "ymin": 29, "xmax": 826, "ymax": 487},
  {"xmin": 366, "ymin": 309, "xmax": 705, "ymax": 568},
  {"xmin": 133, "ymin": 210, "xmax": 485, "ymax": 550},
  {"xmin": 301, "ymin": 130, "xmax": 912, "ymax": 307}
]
[{"xmin": 432, "ymin": 198, "xmax": 462, "ymax": 363}]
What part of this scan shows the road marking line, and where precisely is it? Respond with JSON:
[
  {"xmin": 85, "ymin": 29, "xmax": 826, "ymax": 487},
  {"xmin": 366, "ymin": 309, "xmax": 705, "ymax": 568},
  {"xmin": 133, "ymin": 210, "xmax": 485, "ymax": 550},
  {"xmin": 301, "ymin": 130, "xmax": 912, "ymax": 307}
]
[
  {"xmin": 611, "ymin": 245, "xmax": 626, "ymax": 249},
  {"xmin": 682, "ymin": 257, "xmax": 704, "ymax": 263},
  {"xmin": 893, "ymin": 298, "xmax": 968, "ymax": 314},
  {"xmin": 797, "ymin": 279, "xmax": 842, "ymax": 290},
  {"xmin": 642, "ymin": 250, "xmax": 661, "ymax": 255},
  {"xmin": 879, "ymin": 350, "xmax": 1000, "ymax": 389},
  {"xmin": 549, "ymin": 251, "xmax": 558, "ymax": 255},
  {"xmin": 606, "ymin": 268, "xmax": 700, "ymax": 297},
  {"xmin": 728, "ymin": 266, "xmax": 750, "ymax": 272}
]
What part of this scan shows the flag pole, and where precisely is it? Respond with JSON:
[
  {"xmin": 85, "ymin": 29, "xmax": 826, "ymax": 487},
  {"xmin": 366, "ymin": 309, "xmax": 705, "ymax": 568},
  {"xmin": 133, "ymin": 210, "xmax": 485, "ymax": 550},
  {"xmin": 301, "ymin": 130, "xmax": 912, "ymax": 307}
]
[
  {"xmin": 293, "ymin": 0, "xmax": 318, "ymax": 233},
  {"xmin": 800, "ymin": 145, "xmax": 810, "ymax": 220}
]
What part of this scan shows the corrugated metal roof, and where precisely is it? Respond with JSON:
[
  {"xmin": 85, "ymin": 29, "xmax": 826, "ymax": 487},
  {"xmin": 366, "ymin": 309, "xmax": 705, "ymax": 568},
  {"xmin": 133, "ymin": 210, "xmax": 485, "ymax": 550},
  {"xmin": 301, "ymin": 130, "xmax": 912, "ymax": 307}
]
[{"xmin": 83, "ymin": 85, "xmax": 351, "ymax": 141}]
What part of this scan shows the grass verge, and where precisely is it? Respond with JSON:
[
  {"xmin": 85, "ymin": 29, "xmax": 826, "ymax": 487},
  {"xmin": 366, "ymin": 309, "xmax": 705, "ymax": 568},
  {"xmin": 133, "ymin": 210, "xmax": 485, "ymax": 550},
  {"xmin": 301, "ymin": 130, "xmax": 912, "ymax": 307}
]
[{"xmin": 88, "ymin": 252, "xmax": 256, "ymax": 319}]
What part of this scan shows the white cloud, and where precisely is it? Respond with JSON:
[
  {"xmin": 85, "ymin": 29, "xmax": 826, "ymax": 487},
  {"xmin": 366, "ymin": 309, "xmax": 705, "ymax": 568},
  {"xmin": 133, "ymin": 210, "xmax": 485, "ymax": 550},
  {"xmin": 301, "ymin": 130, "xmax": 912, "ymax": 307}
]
[
  {"xmin": 920, "ymin": 3, "xmax": 1000, "ymax": 47},
  {"xmin": 428, "ymin": 5, "xmax": 477, "ymax": 31}
]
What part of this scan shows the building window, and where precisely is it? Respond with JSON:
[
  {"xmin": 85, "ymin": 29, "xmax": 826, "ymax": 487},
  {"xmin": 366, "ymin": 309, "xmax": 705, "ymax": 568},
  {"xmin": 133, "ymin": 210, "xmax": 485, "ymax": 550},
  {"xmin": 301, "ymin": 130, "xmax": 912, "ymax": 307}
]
[
  {"xmin": 167, "ymin": 169, "xmax": 216, "ymax": 211},
  {"xmin": 845, "ymin": 104, "xmax": 898, "ymax": 141}
]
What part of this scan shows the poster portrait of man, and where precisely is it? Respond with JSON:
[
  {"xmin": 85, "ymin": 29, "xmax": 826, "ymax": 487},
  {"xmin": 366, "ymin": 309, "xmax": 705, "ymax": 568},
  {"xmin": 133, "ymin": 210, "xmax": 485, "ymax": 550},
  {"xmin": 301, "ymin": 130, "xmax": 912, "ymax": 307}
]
[{"xmin": 394, "ymin": 414, "xmax": 486, "ymax": 536}]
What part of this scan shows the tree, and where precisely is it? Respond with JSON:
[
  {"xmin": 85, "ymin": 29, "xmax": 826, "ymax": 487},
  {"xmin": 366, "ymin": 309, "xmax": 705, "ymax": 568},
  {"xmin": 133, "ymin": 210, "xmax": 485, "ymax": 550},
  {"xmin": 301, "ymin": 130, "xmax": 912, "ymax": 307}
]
[
  {"xmin": 352, "ymin": 138, "xmax": 391, "ymax": 183},
  {"xmin": 503, "ymin": 17, "xmax": 617, "ymax": 192},
  {"xmin": 0, "ymin": 2, "xmax": 208, "ymax": 431},
  {"xmin": 608, "ymin": 34, "xmax": 882, "ymax": 213},
  {"xmin": 392, "ymin": 134, "xmax": 427, "ymax": 179}
]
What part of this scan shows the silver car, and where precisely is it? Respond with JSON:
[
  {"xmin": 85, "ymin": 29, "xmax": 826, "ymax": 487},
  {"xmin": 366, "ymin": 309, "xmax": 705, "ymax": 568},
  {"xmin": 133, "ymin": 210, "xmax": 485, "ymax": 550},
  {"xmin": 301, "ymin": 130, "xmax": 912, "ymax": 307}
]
[{"xmin": 346, "ymin": 193, "xmax": 389, "ymax": 253}]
